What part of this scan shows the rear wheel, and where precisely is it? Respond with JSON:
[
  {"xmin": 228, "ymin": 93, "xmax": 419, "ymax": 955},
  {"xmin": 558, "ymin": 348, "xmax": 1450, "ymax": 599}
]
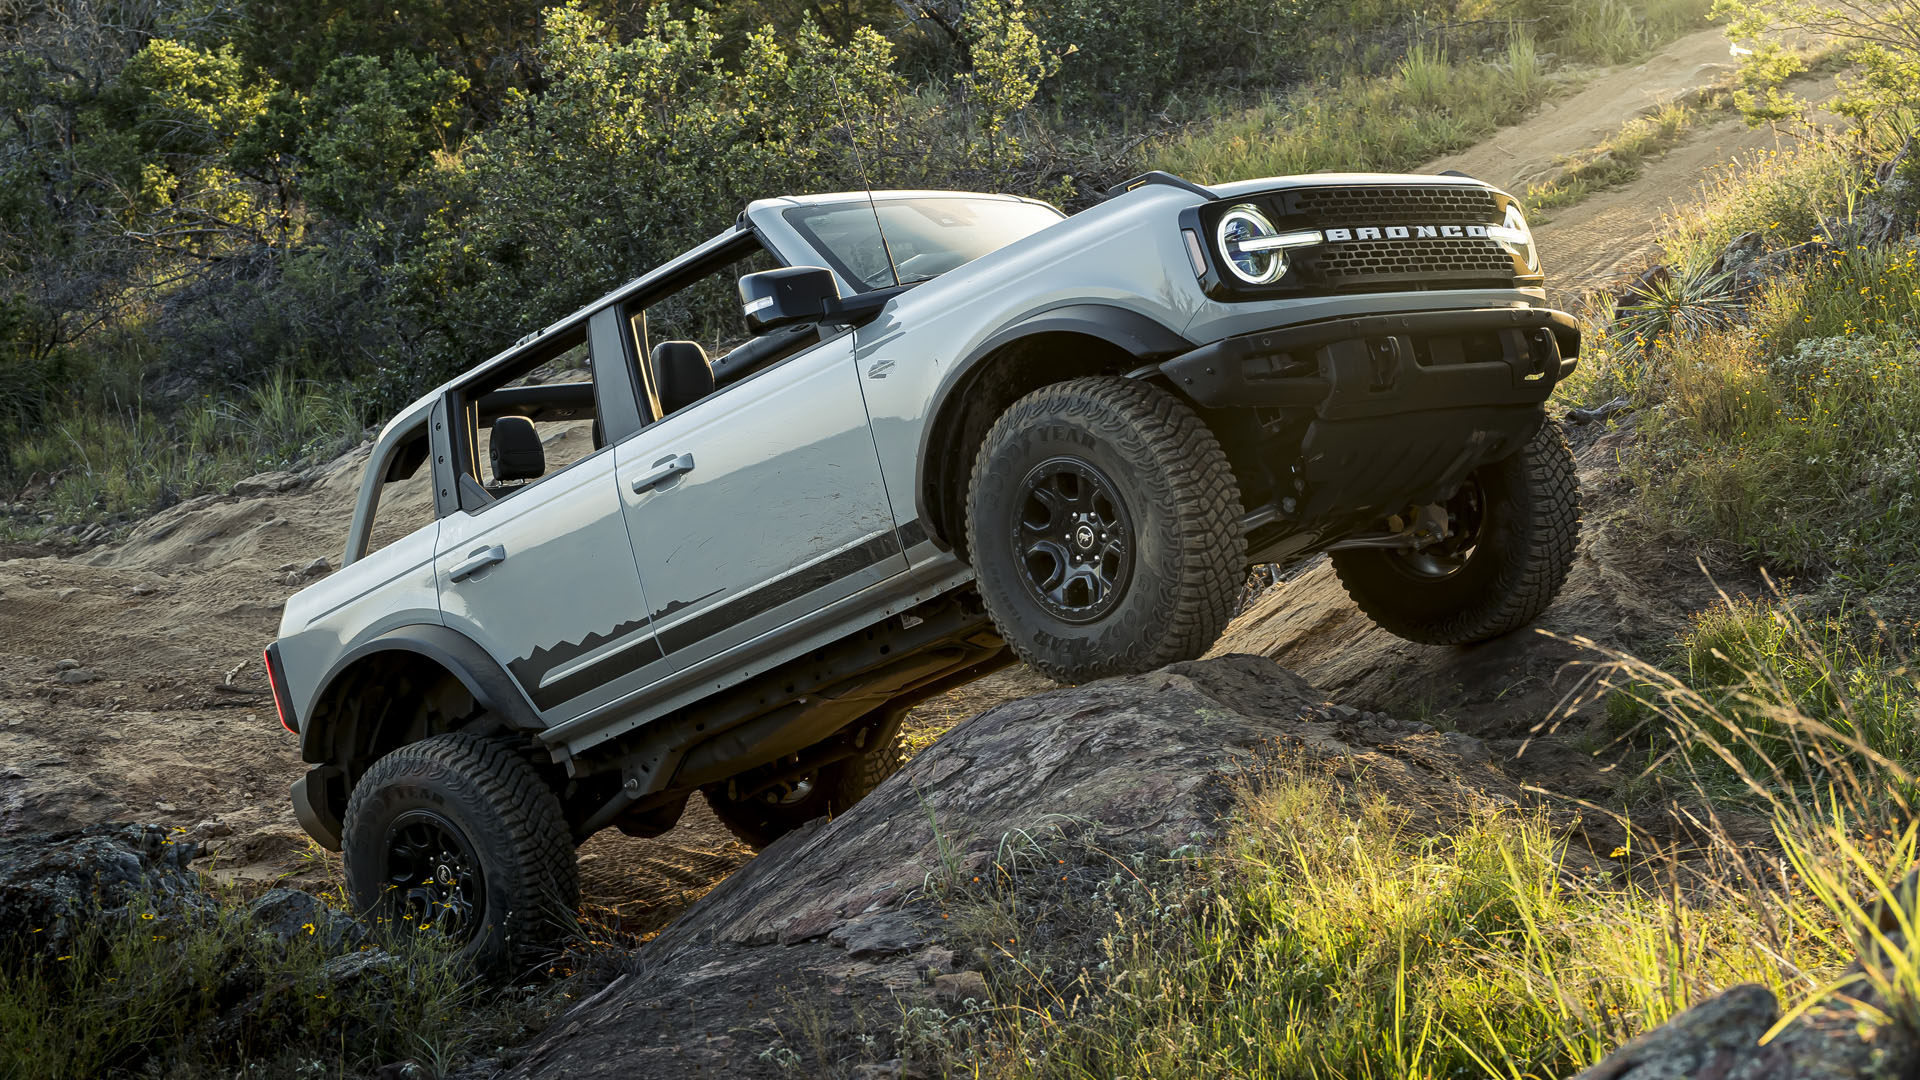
[
  {"xmin": 1330, "ymin": 416, "xmax": 1580, "ymax": 645},
  {"xmin": 965, "ymin": 377, "xmax": 1244, "ymax": 683},
  {"xmin": 341, "ymin": 733, "xmax": 578, "ymax": 975},
  {"xmin": 703, "ymin": 717, "xmax": 906, "ymax": 849}
]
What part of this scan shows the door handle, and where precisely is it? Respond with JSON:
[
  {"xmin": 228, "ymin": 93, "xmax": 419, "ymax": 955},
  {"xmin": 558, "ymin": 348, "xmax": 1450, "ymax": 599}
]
[
  {"xmin": 448, "ymin": 544, "xmax": 506, "ymax": 582},
  {"xmin": 631, "ymin": 452, "xmax": 695, "ymax": 495}
]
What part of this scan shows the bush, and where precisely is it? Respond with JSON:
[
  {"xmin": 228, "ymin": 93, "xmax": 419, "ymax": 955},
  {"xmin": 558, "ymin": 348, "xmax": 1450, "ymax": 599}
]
[
  {"xmin": 1623, "ymin": 252, "xmax": 1920, "ymax": 585},
  {"xmin": 0, "ymin": 887, "xmax": 556, "ymax": 1079},
  {"xmin": 380, "ymin": 4, "xmax": 1020, "ymax": 396},
  {"xmin": 1717, "ymin": 0, "xmax": 1920, "ymax": 133}
]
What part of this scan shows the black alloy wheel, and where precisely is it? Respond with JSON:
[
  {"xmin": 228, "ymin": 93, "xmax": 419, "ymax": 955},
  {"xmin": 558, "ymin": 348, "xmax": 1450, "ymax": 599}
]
[
  {"xmin": 965, "ymin": 376, "xmax": 1244, "ymax": 684},
  {"xmin": 1012, "ymin": 458, "xmax": 1136, "ymax": 623},
  {"xmin": 342, "ymin": 732, "xmax": 578, "ymax": 976},
  {"xmin": 382, "ymin": 810, "xmax": 484, "ymax": 939}
]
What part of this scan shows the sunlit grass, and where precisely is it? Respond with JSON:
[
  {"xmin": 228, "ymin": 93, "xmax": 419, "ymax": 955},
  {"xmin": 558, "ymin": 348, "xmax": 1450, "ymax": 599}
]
[
  {"xmin": 1659, "ymin": 140, "xmax": 1875, "ymax": 273},
  {"xmin": 1148, "ymin": 43, "xmax": 1548, "ymax": 183},
  {"xmin": 1525, "ymin": 98, "xmax": 1712, "ymax": 215},
  {"xmin": 895, "ymin": 593, "xmax": 1918, "ymax": 1079},
  {"xmin": 1556, "ymin": 136, "xmax": 1920, "ymax": 589}
]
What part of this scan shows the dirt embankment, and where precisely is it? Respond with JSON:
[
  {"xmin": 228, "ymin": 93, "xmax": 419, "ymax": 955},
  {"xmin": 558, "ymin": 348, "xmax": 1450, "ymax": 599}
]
[{"xmin": 0, "ymin": 25, "xmax": 1834, "ymax": 937}]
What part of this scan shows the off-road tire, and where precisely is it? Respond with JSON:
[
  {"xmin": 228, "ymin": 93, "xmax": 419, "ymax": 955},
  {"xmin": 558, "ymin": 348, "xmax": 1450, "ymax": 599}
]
[
  {"xmin": 966, "ymin": 377, "xmax": 1244, "ymax": 683},
  {"xmin": 342, "ymin": 732, "xmax": 578, "ymax": 976},
  {"xmin": 703, "ymin": 717, "xmax": 906, "ymax": 849},
  {"xmin": 1330, "ymin": 417, "xmax": 1579, "ymax": 645}
]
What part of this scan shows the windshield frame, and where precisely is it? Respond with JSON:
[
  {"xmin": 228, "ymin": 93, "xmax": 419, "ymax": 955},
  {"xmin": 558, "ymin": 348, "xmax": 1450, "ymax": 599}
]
[{"xmin": 781, "ymin": 195, "xmax": 1065, "ymax": 293}]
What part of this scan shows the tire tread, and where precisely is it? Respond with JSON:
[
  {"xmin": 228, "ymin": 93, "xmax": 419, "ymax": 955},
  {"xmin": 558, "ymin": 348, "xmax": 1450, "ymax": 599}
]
[
  {"xmin": 343, "ymin": 732, "xmax": 577, "ymax": 970},
  {"xmin": 965, "ymin": 377, "xmax": 1244, "ymax": 681},
  {"xmin": 1331, "ymin": 418, "xmax": 1580, "ymax": 645}
]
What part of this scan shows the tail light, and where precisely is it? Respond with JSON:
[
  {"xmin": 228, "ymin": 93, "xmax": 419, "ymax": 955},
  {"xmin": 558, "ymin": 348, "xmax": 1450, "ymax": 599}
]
[{"xmin": 263, "ymin": 643, "xmax": 297, "ymax": 735}]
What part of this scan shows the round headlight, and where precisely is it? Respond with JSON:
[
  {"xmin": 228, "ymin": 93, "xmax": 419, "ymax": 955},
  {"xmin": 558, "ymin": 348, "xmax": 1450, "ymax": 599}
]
[
  {"xmin": 1216, "ymin": 204, "xmax": 1287, "ymax": 285},
  {"xmin": 1494, "ymin": 202, "xmax": 1539, "ymax": 273}
]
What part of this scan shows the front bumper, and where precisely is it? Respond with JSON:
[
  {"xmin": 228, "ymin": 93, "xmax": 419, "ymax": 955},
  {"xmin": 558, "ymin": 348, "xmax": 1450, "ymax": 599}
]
[{"xmin": 1160, "ymin": 306, "xmax": 1580, "ymax": 415}]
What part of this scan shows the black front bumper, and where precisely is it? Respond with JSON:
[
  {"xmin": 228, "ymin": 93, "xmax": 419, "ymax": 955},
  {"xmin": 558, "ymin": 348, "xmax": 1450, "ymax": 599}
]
[
  {"xmin": 1160, "ymin": 307, "xmax": 1580, "ymax": 416},
  {"xmin": 1163, "ymin": 307, "xmax": 1582, "ymax": 527}
]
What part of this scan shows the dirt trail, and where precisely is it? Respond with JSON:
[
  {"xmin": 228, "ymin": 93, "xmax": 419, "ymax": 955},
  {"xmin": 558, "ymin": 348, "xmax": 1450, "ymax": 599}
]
[
  {"xmin": 1430, "ymin": 26, "xmax": 1847, "ymax": 298},
  {"xmin": 0, "ymin": 432, "xmax": 757, "ymax": 932},
  {"xmin": 0, "ymin": 27, "xmax": 1848, "ymax": 933},
  {"xmin": 1427, "ymin": 25, "xmax": 1742, "ymax": 192},
  {"xmin": 1530, "ymin": 88, "xmax": 1839, "ymax": 297}
]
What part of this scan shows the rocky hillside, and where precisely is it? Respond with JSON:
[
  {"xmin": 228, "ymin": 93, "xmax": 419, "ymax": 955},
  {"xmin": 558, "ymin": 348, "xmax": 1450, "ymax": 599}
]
[
  {"xmin": 489, "ymin": 655, "xmax": 1531, "ymax": 1077},
  {"xmin": 7, "ymin": 16, "xmax": 1917, "ymax": 1079}
]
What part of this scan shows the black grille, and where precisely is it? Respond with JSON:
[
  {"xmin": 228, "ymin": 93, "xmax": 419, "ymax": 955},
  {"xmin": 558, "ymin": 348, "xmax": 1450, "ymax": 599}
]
[
  {"xmin": 1308, "ymin": 237, "xmax": 1516, "ymax": 284},
  {"xmin": 1279, "ymin": 185, "xmax": 1500, "ymax": 226}
]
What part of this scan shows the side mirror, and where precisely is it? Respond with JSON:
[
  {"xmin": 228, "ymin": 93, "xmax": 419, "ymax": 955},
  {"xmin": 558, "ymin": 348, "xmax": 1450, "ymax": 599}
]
[
  {"xmin": 740, "ymin": 266, "xmax": 840, "ymax": 333},
  {"xmin": 740, "ymin": 266, "xmax": 894, "ymax": 333}
]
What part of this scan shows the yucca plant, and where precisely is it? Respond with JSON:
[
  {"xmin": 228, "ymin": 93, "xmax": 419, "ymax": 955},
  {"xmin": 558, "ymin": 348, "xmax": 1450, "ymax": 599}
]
[{"xmin": 1612, "ymin": 264, "xmax": 1744, "ymax": 360}]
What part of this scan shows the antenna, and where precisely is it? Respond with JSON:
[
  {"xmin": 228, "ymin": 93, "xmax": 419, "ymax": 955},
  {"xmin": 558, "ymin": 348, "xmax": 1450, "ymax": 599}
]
[{"xmin": 829, "ymin": 73, "xmax": 900, "ymax": 289}]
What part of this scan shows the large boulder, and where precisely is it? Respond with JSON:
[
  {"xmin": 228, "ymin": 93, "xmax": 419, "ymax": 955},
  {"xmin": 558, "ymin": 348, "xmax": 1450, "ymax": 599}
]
[
  {"xmin": 1573, "ymin": 979, "xmax": 1918, "ymax": 1080},
  {"xmin": 0, "ymin": 822, "xmax": 210, "ymax": 965},
  {"xmin": 494, "ymin": 654, "xmax": 1522, "ymax": 1079}
]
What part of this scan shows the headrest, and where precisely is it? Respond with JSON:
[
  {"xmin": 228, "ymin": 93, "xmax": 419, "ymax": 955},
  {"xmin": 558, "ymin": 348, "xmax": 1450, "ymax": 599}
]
[
  {"xmin": 652, "ymin": 340, "xmax": 714, "ymax": 416},
  {"xmin": 489, "ymin": 415, "xmax": 545, "ymax": 483}
]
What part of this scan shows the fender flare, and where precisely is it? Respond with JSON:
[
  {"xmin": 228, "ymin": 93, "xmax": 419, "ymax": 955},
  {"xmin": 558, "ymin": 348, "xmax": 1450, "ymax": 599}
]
[
  {"xmin": 299, "ymin": 623, "xmax": 542, "ymax": 764},
  {"xmin": 912, "ymin": 303, "xmax": 1194, "ymax": 548}
]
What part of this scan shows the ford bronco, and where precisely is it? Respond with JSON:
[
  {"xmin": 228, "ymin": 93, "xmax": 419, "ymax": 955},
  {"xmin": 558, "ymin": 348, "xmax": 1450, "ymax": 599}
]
[{"xmin": 265, "ymin": 171, "xmax": 1581, "ymax": 968}]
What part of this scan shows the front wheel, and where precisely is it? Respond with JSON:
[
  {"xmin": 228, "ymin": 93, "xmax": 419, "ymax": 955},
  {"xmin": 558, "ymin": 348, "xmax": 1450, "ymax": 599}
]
[
  {"xmin": 1330, "ymin": 416, "xmax": 1580, "ymax": 645},
  {"xmin": 966, "ymin": 377, "xmax": 1244, "ymax": 684},
  {"xmin": 341, "ymin": 733, "xmax": 579, "ymax": 975}
]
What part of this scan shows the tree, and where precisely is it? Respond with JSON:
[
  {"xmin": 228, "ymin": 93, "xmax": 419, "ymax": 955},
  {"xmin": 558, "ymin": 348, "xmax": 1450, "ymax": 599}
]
[
  {"xmin": 383, "ymin": 3, "xmax": 912, "ymax": 391},
  {"xmin": 958, "ymin": 0, "xmax": 1056, "ymax": 168},
  {"xmin": 1716, "ymin": 0, "xmax": 1920, "ymax": 135},
  {"xmin": 288, "ymin": 53, "xmax": 469, "ymax": 219}
]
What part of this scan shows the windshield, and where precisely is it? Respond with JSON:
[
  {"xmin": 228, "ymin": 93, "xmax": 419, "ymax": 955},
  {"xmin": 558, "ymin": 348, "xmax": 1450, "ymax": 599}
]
[{"xmin": 783, "ymin": 197, "xmax": 1065, "ymax": 291}]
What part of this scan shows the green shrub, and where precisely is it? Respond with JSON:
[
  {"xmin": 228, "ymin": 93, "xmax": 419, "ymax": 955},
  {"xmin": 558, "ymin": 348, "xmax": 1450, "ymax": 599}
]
[
  {"xmin": 381, "ymin": 4, "xmax": 1014, "ymax": 396},
  {"xmin": 1717, "ymin": 0, "xmax": 1920, "ymax": 133},
  {"xmin": 1623, "ymin": 253, "xmax": 1920, "ymax": 583},
  {"xmin": 0, "ymin": 889, "xmax": 557, "ymax": 1079}
]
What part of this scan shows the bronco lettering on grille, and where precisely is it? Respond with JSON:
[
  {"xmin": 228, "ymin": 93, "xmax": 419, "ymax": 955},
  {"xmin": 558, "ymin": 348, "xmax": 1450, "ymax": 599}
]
[{"xmin": 1323, "ymin": 225, "xmax": 1491, "ymax": 242}]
